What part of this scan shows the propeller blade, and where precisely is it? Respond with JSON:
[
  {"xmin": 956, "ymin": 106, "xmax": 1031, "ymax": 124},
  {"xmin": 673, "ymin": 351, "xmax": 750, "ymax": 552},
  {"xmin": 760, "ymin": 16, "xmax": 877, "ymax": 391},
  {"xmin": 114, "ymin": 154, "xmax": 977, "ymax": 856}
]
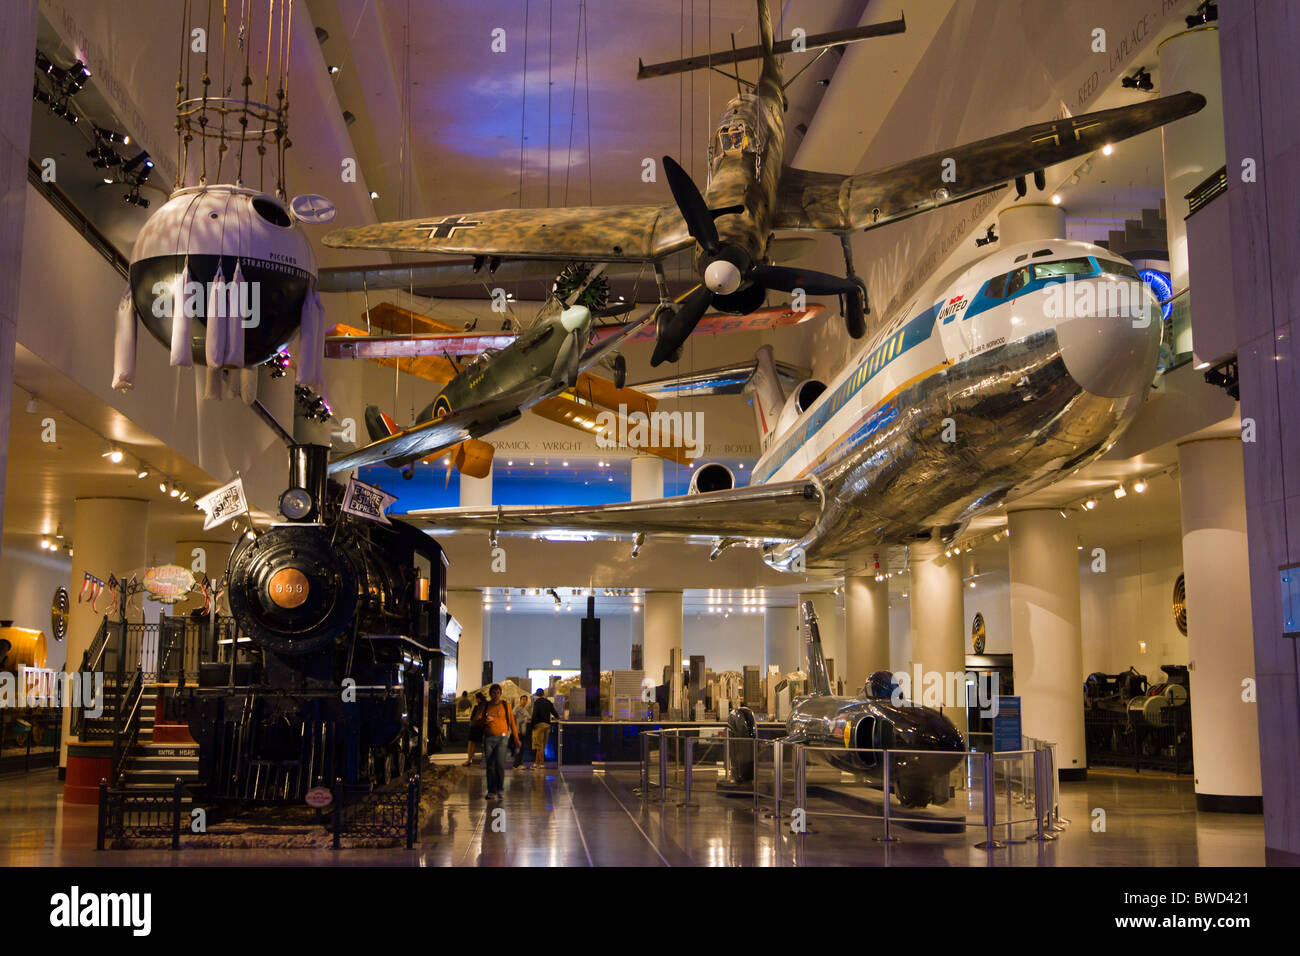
[
  {"xmin": 663, "ymin": 156, "xmax": 718, "ymax": 253},
  {"xmin": 651, "ymin": 286, "xmax": 713, "ymax": 367},
  {"xmin": 750, "ymin": 264, "xmax": 853, "ymax": 297}
]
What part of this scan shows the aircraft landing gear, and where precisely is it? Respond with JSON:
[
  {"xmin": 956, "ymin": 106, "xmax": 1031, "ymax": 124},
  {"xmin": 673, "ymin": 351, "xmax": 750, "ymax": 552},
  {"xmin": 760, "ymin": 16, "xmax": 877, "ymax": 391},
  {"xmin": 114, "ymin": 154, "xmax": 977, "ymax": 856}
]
[
  {"xmin": 839, "ymin": 233, "xmax": 870, "ymax": 338},
  {"xmin": 401, "ymin": 465, "xmax": 415, "ymax": 480}
]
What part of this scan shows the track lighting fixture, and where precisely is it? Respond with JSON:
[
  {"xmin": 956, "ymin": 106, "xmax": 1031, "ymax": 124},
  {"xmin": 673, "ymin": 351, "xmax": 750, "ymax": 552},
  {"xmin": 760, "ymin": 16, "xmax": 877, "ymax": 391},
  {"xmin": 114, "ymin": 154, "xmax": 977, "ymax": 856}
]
[{"xmin": 1114, "ymin": 484, "xmax": 1127, "ymax": 499}]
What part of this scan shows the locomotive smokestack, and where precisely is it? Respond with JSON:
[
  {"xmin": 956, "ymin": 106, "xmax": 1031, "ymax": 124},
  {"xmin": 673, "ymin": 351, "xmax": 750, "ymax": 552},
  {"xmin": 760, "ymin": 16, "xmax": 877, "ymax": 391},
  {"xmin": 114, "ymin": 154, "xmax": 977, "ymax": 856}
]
[{"xmin": 287, "ymin": 444, "xmax": 330, "ymax": 522}]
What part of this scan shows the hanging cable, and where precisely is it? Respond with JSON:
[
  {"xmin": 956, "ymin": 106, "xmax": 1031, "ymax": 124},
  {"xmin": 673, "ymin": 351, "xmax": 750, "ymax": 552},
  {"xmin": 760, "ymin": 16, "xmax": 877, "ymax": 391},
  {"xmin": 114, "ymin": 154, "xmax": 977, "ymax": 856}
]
[{"xmin": 518, "ymin": 0, "xmax": 530, "ymax": 207}]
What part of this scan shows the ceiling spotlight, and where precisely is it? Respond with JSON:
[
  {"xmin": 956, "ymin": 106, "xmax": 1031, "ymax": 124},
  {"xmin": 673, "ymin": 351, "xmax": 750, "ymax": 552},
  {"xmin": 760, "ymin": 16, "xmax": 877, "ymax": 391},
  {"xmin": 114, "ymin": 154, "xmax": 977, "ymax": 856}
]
[
  {"xmin": 327, "ymin": 64, "xmax": 341, "ymax": 75},
  {"xmin": 159, "ymin": 479, "xmax": 168, "ymax": 494},
  {"xmin": 101, "ymin": 442, "xmax": 123, "ymax": 463},
  {"xmin": 969, "ymin": 580, "xmax": 976, "ymax": 589},
  {"xmin": 1050, "ymin": 193, "xmax": 1062, "ymax": 205},
  {"xmin": 1114, "ymin": 484, "xmax": 1127, "ymax": 499},
  {"xmin": 136, "ymin": 465, "xmax": 149, "ymax": 479},
  {"xmin": 24, "ymin": 395, "xmax": 38, "ymax": 414},
  {"xmin": 40, "ymin": 537, "xmax": 53, "ymax": 550},
  {"xmin": 169, "ymin": 482, "xmax": 180, "ymax": 498},
  {"xmin": 1084, "ymin": 497, "xmax": 1098, "ymax": 510},
  {"xmin": 1133, "ymin": 478, "xmax": 1148, "ymax": 494},
  {"xmin": 1101, "ymin": 143, "xmax": 1114, "ymax": 156},
  {"xmin": 55, "ymin": 523, "xmax": 65, "ymax": 539},
  {"xmin": 369, "ymin": 190, "xmax": 379, "ymax": 200},
  {"xmin": 178, "ymin": 488, "xmax": 190, "ymax": 502}
]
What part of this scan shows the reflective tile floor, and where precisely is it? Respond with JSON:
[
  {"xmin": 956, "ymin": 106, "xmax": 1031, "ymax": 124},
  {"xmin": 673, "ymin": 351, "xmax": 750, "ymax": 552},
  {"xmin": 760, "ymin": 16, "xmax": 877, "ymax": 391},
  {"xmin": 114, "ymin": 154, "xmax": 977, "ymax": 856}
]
[{"xmin": 0, "ymin": 763, "xmax": 1268, "ymax": 866}]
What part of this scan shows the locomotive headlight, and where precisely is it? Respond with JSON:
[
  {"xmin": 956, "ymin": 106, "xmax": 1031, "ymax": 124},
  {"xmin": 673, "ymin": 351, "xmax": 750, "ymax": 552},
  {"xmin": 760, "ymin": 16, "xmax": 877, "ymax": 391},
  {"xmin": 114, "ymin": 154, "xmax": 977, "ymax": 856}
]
[
  {"xmin": 267, "ymin": 567, "xmax": 311, "ymax": 608},
  {"xmin": 279, "ymin": 487, "xmax": 314, "ymax": 520}
]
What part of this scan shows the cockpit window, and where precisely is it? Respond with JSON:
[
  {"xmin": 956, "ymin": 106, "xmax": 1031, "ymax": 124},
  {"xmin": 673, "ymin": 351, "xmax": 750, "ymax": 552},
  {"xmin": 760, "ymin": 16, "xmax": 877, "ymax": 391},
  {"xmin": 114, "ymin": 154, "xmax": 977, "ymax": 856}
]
[
  {"xmin": 715, "ymin": 124, "xmax": 749, "ymax": 155},
  {"xmin": 1004, "ymin": 266, "xmax": 1032, "ymax": 296},
  {"xmin": 1096, "ymin": 258, "xmax": 1140, "ymax": 280},
  {"xmin": 1032, "ymin": 257, "xmax": 1095, "ymax": 279}
]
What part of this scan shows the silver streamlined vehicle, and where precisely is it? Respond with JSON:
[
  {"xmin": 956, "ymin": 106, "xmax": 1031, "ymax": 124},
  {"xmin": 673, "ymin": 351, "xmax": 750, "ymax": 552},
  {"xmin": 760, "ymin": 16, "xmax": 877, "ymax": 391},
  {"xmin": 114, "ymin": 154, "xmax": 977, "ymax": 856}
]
[
  {"xmin": 727, "ymin": 601, "xmax": 965, "ymax": 808},
  {"xmin": 401, "ymin": 237, "xmax": 1166, "ymax": 572}
]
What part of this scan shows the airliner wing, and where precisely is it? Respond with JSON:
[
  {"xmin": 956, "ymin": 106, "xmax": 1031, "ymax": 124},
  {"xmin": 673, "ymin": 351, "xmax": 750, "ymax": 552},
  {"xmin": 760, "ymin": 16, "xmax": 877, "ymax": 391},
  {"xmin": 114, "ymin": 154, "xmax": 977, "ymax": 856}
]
[
  {"xmin": 322, "ymin": 204, "xmax": 692, "ymax": 262},
  {"xmin": 406, "ymin": 480, "xmax": 823, "ymax": 540},
  {"xmin": 774, "ymin": 92, "xmax": 1206, "ymax": 232},
  {"xmin": 327, "ymin": 392, "xmax": 530, "ymax": 474}
]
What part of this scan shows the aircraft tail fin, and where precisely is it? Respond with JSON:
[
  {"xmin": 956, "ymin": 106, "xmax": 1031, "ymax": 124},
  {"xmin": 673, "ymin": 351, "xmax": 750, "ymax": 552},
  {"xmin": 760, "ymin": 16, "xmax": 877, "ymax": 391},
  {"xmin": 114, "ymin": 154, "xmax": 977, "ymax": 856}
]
[
  {"xmin": 756, "ymin": 0, "xmax": 777, "ymax": 77},
  {"xmin": 801, "ymin": 600, "xmax": 832, "ymax": 697},
  {"xmin": 744, "ymin": 345, "xmax": 787, "ymax": 454},
  {"xmin": 364, "ymin": 405, "xmax": 400, "ymax": 441}
]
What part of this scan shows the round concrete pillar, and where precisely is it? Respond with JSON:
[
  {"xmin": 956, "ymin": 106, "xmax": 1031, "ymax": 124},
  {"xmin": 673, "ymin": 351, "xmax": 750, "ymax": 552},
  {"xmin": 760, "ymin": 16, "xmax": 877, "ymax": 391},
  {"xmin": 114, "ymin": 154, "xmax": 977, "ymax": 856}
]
[
  {"xmin": 845, "ymin": 562, "xmax": 890, "ymax": 696},
  {"xmin": 447, "ymin": 589, "xmax": 484, "ymax": 693},
  {"xmin": 763, "ymin": 604, "xmax": 800, "ymax": 673},
  {"xmin": 998, "ymin": 203, "xmax": 1066, "ymax": 245},
  {"xmin": 630, "ymin": 454, "xmax": 663, "ymax": 501},
  {"xmin": 1007, "ymin": 508, "xmax": 1086, "ymax": 779},
  {"xmin": 459, "ymin": 465, "xmax": 492, "ymax": 507},
  {"xmin": 1159, "ymin": 25, "xmax": 1224, "ymax": 300},
  {"xmin": 908, "ymin": 538, "xmax": 966, "ymax": 734},
  {"xmin": 1177, "ymin": 437, "xmax": 1261, "ymax": 812},
  {"xmin": 643, "ymin": 590, "xmax": 683, "ymax": 687},
  {"xmin": 62, "ymin": 497, "xmax": 149, "ymax": 801}
]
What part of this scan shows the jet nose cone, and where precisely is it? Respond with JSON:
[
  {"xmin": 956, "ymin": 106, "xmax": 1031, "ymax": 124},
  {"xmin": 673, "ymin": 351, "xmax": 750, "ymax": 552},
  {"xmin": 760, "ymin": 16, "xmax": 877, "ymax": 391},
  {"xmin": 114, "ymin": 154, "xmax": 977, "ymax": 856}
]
[
  {"xmin": 1057, "ymin": 279, "xmax": 1162, "ymax": 398},
  {"xmin": 704, "ymin": 259, "xmax": 742, "ymax": 295}
]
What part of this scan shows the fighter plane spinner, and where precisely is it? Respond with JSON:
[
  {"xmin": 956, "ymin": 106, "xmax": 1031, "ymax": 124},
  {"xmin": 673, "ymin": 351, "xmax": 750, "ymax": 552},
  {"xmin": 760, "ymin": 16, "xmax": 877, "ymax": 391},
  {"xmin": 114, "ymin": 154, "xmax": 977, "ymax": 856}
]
[{"xmin": 324, "ymin": 0, "xmax": 1204, "ymax": 369}]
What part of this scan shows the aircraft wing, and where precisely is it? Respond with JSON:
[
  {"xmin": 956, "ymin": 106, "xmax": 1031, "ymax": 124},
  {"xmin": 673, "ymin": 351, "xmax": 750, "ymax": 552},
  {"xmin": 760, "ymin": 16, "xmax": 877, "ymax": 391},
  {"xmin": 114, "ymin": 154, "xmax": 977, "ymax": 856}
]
[
  {"xmin": 406, "ymin": 480, "xmax": 823, "ymax": 540},
  {"xmin": 327, "ymin": 391, "xmax": 530, "ymax": 474},
  {"xmin": 774, "ymin": 92, "xmax": 1206, "ymax": 232},
  {"xmin": 322, "ymin": 204, "xmax": 692, "ymax": 262}
]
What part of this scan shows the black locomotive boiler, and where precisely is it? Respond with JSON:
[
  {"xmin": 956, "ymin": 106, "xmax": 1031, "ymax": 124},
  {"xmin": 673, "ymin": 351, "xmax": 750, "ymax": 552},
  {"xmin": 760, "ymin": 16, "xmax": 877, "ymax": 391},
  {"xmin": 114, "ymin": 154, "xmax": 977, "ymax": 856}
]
[{"xmin": 179, "ymin": 443, "xmax": 448, "ymax": 804}]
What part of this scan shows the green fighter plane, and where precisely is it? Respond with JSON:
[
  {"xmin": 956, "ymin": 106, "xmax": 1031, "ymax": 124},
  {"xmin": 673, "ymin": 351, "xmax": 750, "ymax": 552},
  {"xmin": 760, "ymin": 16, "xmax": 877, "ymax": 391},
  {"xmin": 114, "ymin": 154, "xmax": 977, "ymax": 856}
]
[
  {"xmin": 326, "ymin": 265, "xmax": 649, "ymax": 479},
  {"xmin": 322, "ymin": 0, "xmax": 1204, "ymax": 370}
]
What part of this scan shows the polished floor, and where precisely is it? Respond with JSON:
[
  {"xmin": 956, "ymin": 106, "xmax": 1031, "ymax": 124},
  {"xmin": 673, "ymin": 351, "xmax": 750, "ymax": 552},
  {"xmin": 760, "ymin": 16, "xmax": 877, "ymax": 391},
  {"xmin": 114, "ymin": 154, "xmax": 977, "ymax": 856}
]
[{"xmin": 0, "ymin": 762, "xmax": 1267, "ymax": 866}]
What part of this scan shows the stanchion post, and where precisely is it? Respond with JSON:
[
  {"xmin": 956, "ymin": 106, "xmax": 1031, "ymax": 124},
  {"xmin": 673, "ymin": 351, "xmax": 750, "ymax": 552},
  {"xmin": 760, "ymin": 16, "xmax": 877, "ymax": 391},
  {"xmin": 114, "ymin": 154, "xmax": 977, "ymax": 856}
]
[
  {"xmin": 640, "ymin": 732, "xmax": 649, "ymax": 797},
  {"xmin": 975, "ymin": 751, "xmax": 1005, "ymax": 849},
  {"xmin": 773, "ymin": 740, "xmax": 783, "ymax": 819},
  {"xmin": 875, "ymin": 750, "xmax": 897, "ymax": 843},
  {"xmin": 752, "ymin": 735, "xmax": 759, "ymax": 813},
  {"xmin": 658, "ymin": 733, "xmax": 668, "ymax": 802},
  {"xmin": 1033, "ymin": 746, "xmax": 1058, "ymax": 842},
  {"xmin": 794, "ymin": 746, "xmax": 806, "ymax": 831},
  {"xmin": 683, "ymin": 736, "xmax": 694, "ymax": 806}
]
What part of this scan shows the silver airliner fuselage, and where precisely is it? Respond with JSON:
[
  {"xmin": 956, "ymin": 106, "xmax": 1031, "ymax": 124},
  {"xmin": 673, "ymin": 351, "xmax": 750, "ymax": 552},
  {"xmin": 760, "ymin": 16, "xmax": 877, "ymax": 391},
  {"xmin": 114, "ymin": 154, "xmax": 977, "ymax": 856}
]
[{"xmin": 752, "ymin": 238, "xmax": 1161, "ymax": 571}]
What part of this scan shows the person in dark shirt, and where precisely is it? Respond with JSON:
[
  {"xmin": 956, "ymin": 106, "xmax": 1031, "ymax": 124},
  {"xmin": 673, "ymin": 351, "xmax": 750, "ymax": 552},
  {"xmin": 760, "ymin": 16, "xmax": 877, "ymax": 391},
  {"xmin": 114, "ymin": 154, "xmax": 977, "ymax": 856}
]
[
  {"xmin": 465, "ymin": 692, "xmax": 487, "ymax": 766},
  {"xmin": 529, "ymin": 688, "xmax": 559, "ymax": 770}
]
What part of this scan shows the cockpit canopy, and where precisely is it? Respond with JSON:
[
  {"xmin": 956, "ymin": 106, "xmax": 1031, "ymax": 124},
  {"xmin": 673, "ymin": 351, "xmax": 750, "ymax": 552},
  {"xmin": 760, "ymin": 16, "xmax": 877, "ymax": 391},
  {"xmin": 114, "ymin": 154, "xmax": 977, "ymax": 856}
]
[
  {"xmin": 865, "ymin": 670, "xmax": 899, "ymax": 700},
  {"xmin": 709, "ymin": 97, "xmax": 764, "ymax": 173}
]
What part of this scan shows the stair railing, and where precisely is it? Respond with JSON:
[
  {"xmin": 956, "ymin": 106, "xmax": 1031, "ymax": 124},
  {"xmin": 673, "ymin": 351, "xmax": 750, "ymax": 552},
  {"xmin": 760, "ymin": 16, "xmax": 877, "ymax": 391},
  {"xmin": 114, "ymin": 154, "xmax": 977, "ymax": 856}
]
[
  {"xmin": 111, "ymin": 667, "xmax": 145, "ymax": 786},
  {"xmin": 71, "ymin": 617, "xmax": 109, "ymax": 737}
]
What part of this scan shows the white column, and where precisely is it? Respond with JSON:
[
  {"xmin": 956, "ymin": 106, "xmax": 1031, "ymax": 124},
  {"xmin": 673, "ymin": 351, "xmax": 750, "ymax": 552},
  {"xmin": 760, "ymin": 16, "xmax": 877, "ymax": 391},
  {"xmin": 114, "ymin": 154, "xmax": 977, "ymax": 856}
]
[
  {"xmin": 997, "ymin": 203, "xmax": 1066, "ymax": 245},
  {"xmin": 1007, "ymin": 509, "xmax": 1086, "ymax": 778},
  {"xmin": 1177, "ymin": 437, "xmax": 1261, "ymax": 811},
  {"xmin": 908, "ymin": 539, "xmax": 966, "ymax": 734},
  {"xmin": 447, "ymin": 589, "xmax": 484, "ymax": 693},
  {"xmin": 763, "ymin": 604, "xmax": 800, "ymax": 673},
  {"xmin": 63, "ymin": 497, "xmax": 150, "ymax": 757},
  {"xmin": 630, "ymin": 454, "xmax": 663, "ymax": 501},
  {"xmin": 643, "ymin": 590, "xmax": 683, "ymax": 687},
  {"xmin": 1159, "ymin": 25, "xmax": 1225, "ymax": 303},
  {"xmin": 459, "ymin": 465, "xmax": 493, "ymax": 507},
  {"xmin": 845, "ymin": 563, "xmax": 890, "ymax": 696}
]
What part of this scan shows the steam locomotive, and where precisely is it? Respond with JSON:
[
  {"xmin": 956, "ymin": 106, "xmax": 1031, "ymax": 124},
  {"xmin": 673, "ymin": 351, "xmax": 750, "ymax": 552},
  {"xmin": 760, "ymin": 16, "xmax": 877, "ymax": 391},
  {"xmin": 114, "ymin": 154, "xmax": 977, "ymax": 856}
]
[{"xmin": 178, "ymin": 443, "xmax": 448, "ymax": 804}]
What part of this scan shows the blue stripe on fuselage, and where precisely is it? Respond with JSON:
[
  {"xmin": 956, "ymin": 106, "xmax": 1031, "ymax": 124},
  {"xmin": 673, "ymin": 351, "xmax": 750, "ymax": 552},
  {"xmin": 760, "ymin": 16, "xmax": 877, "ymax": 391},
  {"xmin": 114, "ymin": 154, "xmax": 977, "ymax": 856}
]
[{"xmin": 752, "ymin": 303, "xmax": 939, "ymax": 484}]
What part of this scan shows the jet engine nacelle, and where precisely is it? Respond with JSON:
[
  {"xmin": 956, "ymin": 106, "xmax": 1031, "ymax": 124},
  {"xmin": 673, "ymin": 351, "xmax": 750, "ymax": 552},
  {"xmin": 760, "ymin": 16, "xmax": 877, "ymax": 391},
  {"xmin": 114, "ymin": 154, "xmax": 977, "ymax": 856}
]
[
  {"xmin": 688, "ymin": 462, "xmax": 734, "ymax": 494},
  {"xmin": 774, "ymin": 378, "xmax": 827, "ymax": 438}
]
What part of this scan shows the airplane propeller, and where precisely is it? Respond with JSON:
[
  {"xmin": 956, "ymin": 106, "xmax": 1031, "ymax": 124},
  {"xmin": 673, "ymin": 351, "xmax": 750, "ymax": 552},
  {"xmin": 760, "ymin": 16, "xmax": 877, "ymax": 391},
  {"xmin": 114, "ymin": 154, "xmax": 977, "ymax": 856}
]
[{"xmin": 652, "ymin": 156, "xmax": 867, "ymax": 366}]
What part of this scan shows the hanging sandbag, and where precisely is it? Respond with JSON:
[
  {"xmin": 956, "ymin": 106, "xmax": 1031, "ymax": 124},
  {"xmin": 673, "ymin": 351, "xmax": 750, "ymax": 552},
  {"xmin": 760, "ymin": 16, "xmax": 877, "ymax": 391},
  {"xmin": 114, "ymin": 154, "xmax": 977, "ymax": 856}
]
[
  {"xmin": 112, "ymin": 285, "xmax": 137, "ymax": 391},
  {"xmin": 169, "ymin": 261, "xmax": 193, "ymax": 367},
  {"xmin": 238, "ymin": 366, "xmax": 259, "ymax": 404},
  {"xmin": 205, "ymin": 262, "xmax": 227, "ymax": 368},
  {"xmin": 223, "ymin": 260, "xmax": 247, "ymax": 366},
  {"xmin": 296, "ymin": 285, "xmax": 324, "ymax": 391}
]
